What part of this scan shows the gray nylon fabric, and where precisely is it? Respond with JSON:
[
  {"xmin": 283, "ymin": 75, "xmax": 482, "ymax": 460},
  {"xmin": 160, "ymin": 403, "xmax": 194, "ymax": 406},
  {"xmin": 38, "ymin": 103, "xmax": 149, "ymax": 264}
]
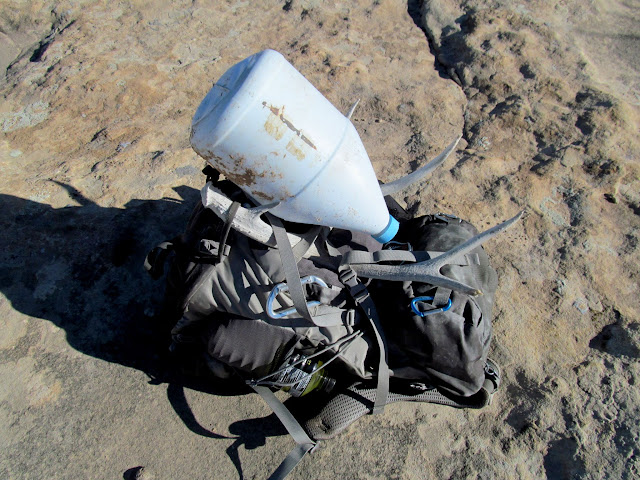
[
  {"xmin": 339, "ymin": 266, "xmax": 389, "ymax": 415},
  {"xmin": 167, "ymin": 202, "xmax": 498, "ymax": 397},
  {"xmin": 371, "ymin": 214, "xmax": 498, "ymax": 397},
  {"xmin": 169, "ymin": 206, "xmax": 497, "ymax": 394},
  {"xmin": 179, "ymin": 233, "xmax": 278, "ymax": 322},
  {"xmin": 433, "ymin": 287, "xmax": 452, "ymax": 308},
  {"xmin": 207, "ymin": 318, "xmax": 298, "ymax": 376},
  {"xmin": 291, "ymin": 225, "xmax": 323, "ymax": 261},
  {"xmin": 169, "ymin": 205, "xmax": 372, "ymax": 380},
  {"xmin": 152, "ymin": 186, "xmax": 505, "ymax": 480}
]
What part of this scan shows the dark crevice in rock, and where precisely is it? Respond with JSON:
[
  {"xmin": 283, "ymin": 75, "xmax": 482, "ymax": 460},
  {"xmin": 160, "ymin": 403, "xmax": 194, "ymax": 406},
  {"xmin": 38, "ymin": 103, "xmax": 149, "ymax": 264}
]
[
  {"xmin": 30, "ymin": 16, "xmax": 76, "ymax": 63},
  {"xmin": 4, "ymin": 9, "xmax": 76, "ymax": 84},
  {"xmin": 407, "ymin": 0, "xmax": 472, "ymax": 144},
  {"xmin": 407, "ymin": 0, "xmax": 452, "ymax": 82}
]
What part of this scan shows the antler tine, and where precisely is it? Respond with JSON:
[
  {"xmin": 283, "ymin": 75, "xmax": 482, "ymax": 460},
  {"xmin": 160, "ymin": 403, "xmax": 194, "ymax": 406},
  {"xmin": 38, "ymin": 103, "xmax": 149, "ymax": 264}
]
[
  {"xmin": 425, "ymin": 210, "xmax": 525, "ymax": 272},
  {"xmin": 346, "ymin": 98, "xmax": 360, "ymax": 120},
  {"xmin": 351, "ymin": 211, "xmax": 525, "ymax": 296},
  {"xmin": 380, "ymin": 135, "xmax": 461, "ymax": 196}
]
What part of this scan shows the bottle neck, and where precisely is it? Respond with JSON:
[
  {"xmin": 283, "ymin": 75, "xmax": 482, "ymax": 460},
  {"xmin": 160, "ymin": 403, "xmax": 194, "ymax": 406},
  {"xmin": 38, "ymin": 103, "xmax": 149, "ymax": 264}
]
[{"xmin": 372, "ymin": 215, "xmax": 399, "ymax": 243}]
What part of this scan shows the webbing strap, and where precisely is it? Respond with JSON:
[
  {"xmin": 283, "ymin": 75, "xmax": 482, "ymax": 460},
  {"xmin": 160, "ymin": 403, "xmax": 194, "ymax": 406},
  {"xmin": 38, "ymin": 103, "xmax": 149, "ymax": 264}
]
[
  {"xmin": 306, "ymin": 305, "xmax": 355, "ymax": 327},
  {"xmin": 324, "ymin": 241, "xmax": 342, "ymax": 258},
  {"xmin": 251, "ymin": 385, "xmax": 316, "ymax": 480},
  {"xmin": 266, "ymin": 308, "xmax": 355, "ymax": 328},
  {"xmin": 291, "ymin": 225, "xmax": 323, "ymax": 262},
  {"xmin": 266, "ymin": 214, "xmax": 315, "ymax": 325},
  {"xmin": 197, "ymin": 239, "xmax": 231, "ymax": 258},
  {"xmin": 342, "ymin": 249, "xmax": 481, "ymax": 267},
  {"xmin": 434, "ymin": 287, "xmax": 452, "ymax": 307},
  {"xmin": 217, "ymin": 201, "xmax": 240, "ymax": 263},
  {"xmin": 339, "ymin": 267, "xmax": 389, "ymax": 415}
]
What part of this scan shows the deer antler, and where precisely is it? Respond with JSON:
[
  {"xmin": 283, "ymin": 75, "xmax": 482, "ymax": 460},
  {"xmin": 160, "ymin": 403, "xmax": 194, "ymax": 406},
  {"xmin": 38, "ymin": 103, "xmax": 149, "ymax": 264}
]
[
  {"xmin": 201, "ymin": 182, "xmax": 286, "ymax": 247},
  {"xmin": 350, "ymin": 211, "xmax": 524, "ymax": 295}
]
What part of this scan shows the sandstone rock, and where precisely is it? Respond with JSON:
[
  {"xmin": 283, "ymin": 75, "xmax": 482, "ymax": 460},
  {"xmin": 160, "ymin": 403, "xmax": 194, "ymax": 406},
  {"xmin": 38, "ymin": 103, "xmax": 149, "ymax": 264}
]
[{"xmin": 0, "ymin": 1, "xmax": 638, "ymax": 479}]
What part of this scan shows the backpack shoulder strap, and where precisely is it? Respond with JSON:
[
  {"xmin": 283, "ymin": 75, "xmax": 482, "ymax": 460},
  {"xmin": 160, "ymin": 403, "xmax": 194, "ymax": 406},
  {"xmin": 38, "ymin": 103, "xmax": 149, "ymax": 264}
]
[
  {"xmin": 250, "ymin": 385, "xmax": 316, "ymax": 480},
  {"xmin": 338, "ymin": 266, "xmax": 389, "ymax": 415}
]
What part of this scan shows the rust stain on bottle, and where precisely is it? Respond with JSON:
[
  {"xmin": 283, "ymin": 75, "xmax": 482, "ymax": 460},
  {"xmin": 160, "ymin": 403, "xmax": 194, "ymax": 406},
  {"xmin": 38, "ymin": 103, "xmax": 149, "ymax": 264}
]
[
  {"xmin": 264, "ymin": 109, "xmax": 287, "ymax": 140},
  {"xmin": 262, "ymin": 102, "xmax": 317, "ymax": 150},
  {"xmin": 219, "ymin": 153, "xmax": 258, "ymax": 187},
  {"xmin": 286, "ymin": 138, "xmax": 306, "ymax": 161},
  {"xmin": 207, "ymin": 152, "xmax": 293, "ymax": 201}
]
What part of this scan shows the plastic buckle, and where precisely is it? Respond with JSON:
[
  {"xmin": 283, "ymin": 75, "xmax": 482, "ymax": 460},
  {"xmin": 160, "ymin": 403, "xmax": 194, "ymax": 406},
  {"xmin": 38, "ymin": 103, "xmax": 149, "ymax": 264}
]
[
  {"xmin": 384, "ymin": 241, "xmax": 413, "ymax": 251},
  {"xmin": 352, "ymin": 284, "xmax": 370, "ymax": 304},
  {"xmin": 345, "ymin": 309, "xmax": 357, "ymax": 326},
  {"xmin": 266, "ymin": 275, "xmax": 328, "ymax": 319},
  {"xmin": 338, "ymin": 268, "xmax": 358, "ymax": 287},
  {"xmin": 410, "ymin": 296, "xmax": 452, "ymax": 317}
]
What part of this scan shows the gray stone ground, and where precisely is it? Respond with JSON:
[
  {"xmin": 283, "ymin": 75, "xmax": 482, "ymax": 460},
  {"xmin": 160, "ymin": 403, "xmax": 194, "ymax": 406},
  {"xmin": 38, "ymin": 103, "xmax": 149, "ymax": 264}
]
[{"xmin": 1, "ymin": 1, "xmax": 639, "ymax": 479}]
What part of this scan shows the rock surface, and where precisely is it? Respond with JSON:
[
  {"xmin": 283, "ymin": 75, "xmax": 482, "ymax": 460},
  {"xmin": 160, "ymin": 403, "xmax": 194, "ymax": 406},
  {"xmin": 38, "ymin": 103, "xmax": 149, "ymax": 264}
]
[{"xmin": 1, "ymin": 0, "xmax": 639, "ymax": 479}]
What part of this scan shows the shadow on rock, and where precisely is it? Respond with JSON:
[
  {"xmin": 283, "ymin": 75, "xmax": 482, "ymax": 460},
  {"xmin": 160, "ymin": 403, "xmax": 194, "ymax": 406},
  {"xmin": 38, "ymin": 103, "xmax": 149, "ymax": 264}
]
[
  {"xmin": 226, "ymin": 413, "xmax": 289, "ymax": 480},
  {"xmin": 589, "ymin": 321, "xmax": 640, "ymax": 359},
  {"xmin": 407, "ymin": 0, "xmax": 451, "ymax": 81},
  {"xmin": 166, "ymin": 382, "xmax": 247, "ymax": 440},
  {"xmin": 0, "ymin": 183, "xmax": 285, "ymax": 478},
  {"xmin": 543, "ymin": 437, "xmax": 586, "ymax": 479},
  {"xmin": 0, "ymin": 182, "xmax": 199, "ymax": 378},
  {"xmin": 163, "ymin": 380, "xmax": 299, "ymax": 480}
]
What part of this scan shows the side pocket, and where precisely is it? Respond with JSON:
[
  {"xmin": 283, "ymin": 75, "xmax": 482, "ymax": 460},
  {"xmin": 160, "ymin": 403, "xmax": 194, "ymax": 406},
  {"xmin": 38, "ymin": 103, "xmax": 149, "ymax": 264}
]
[
  {"xmin": 207, "ymin": 317, "xmax": 300, "ymax": 377},
  {"xmin": 402, "ymin": 306, "xmax": 487, "ymax": 397}
]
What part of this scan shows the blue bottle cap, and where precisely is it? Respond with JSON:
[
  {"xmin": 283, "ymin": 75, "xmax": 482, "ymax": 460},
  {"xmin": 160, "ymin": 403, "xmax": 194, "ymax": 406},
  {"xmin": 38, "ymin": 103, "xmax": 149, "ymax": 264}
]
[{"xmin": 372, "ymin": 215, "xmax": 399, "ymax": 243}]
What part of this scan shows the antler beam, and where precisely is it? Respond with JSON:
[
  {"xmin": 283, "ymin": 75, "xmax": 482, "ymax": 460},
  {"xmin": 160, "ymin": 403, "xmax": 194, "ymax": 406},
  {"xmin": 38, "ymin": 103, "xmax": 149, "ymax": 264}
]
[
  {"xmin": 350, "ymin": 210, "xmax": 524, "ymax": 296},
  {"xmin": 201, "ymin": 182, "xmax": 292, "ymax": 248}
]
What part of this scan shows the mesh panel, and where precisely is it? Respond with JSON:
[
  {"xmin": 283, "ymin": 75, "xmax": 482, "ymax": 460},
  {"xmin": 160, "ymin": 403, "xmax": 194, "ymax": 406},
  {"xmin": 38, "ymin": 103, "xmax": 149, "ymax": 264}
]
[{"xmin": 304, "ymin": 384, "xmax": 468, "ymax": 440}]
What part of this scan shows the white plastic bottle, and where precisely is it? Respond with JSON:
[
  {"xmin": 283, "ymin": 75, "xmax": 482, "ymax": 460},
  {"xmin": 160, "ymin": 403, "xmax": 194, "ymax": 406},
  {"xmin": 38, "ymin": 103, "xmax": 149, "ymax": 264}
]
[{"xmin": 190, "ymin": 49, "xmax": 398, "ymax": 243}]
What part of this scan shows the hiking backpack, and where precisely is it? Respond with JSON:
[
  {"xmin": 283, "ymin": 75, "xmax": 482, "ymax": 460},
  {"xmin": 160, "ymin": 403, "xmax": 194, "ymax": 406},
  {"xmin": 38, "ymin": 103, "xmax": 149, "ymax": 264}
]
[{"xmin": 145, "ymin": 168, "xmax": 521, "ymax": 479}]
